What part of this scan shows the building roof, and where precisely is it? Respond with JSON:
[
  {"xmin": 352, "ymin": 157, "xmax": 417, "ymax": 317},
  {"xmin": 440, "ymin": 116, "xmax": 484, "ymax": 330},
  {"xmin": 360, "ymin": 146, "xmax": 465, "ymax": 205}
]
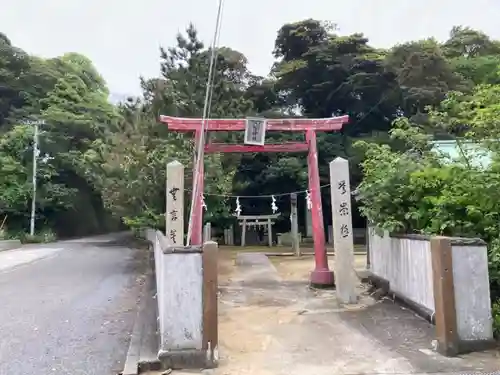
[{"xmin": 431, "ymin": 140, "xmax": 492, "ymax": 168}]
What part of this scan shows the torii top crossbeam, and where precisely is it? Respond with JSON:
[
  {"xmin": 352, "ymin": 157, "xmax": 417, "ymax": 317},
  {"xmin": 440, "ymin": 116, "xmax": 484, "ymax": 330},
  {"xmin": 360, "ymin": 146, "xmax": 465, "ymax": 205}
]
[
  {"xmin": 159, "ymin": 115, "xmax": 350, "ymax": 153},
  {"xmin": 159, "ymin": 115, "xmax": 349, "ymax": 132}
]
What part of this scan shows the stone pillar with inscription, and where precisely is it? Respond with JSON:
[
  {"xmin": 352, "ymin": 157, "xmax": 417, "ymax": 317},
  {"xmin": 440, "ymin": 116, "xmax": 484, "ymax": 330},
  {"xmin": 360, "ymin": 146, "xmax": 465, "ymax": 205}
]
[
  {"xmin": 166, "ymin": 160, "xmax": 185, "ymax": 246},
  {"xmin": 290, "ymin": 193, "xmax": 300, "ymax": 256},
  {"xmin": 329, "ymin": 157, "xmax": 357, "ymax": 304}
]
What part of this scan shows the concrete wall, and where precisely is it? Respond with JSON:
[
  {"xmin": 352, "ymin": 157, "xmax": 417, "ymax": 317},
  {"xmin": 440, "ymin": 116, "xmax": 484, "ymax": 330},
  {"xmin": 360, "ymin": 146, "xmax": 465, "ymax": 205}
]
[
  {"xmin": 368, "ymin": 229, "xmax": 434, "ymax": 312},
  {"xmin": 150, "ymin": 230, "xmax": 219, "ymax": 369},
  {"xmin": 159, "ymin": 253, "xmax": 203, "ymax": 350},
  {"xmin": 153, "ymin": 231, "xmax": 203, "ymax": 350},
  {"xmin": 367, "ymin": 227, "xmax": 494, "ymax": 354},
  {"xmin": 452, "ymin": 244, "xmax": 493, "ymax": 342}
]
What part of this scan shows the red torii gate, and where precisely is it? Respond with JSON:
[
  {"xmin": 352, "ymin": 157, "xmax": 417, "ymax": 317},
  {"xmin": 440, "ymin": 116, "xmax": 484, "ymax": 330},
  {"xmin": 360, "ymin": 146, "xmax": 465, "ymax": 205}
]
[{"xmin": 159, "ymin": 115, "xmax": 349, "ymax": 286}]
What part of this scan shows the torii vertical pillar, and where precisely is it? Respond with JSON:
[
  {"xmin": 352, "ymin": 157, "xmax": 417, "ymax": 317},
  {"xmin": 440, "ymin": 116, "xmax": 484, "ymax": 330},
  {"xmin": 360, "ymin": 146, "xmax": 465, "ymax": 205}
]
[
  {"xmin": 306, "ymin": 129, "xmax": 335, "ymax": 287},
  {"xmin": 191, "ymin": 129, "xmax": 204, "ymax": 246}
]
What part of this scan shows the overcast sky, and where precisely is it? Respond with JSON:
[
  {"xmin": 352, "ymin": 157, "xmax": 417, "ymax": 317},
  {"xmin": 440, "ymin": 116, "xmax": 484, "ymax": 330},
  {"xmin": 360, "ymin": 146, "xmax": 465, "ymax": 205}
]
[{"xmin": 2, "ymin": 0, "xmax": 499, "ymax": 97}]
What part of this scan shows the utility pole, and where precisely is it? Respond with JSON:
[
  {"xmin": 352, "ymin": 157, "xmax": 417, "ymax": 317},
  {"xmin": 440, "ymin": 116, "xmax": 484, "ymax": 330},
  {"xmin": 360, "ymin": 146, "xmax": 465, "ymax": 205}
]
[{"xmin": 23, "ymin": 119, "xmax": 44, "ymax": 236}]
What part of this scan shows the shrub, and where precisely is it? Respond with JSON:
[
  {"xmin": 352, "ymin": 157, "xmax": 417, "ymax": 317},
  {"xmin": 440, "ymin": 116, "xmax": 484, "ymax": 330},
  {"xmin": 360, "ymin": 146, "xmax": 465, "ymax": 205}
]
[
  {"xmin": 489, "ymin": 239, "xmax": 500, "ymax": 301},
  {"xmin": 20, "ymin": 229, "xmax": 57, "ymax": 244},
  {"xmin": 39, "ymin": 229, "xmax": 56, "ymax": 243},
  {"xmin": 492, "ymin": 300, "xmax": 500, "ymax": 338}
]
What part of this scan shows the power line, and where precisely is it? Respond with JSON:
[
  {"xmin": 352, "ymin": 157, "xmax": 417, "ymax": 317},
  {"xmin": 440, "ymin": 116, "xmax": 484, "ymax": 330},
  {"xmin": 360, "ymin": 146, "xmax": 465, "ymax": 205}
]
[{"xmin": 186, "ymin": 0, "xmax": 225, "ymax": 246}]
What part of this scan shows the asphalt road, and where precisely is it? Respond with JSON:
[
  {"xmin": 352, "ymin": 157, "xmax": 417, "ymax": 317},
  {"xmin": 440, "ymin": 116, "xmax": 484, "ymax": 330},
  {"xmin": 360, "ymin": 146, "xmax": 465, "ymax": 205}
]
[{"xmin": 0, "ymin": 234, "xmax": 146, "ymax": 375}]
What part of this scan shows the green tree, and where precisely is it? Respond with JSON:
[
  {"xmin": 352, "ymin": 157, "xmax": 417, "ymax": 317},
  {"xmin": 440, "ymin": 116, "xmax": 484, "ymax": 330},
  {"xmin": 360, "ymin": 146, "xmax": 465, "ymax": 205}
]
[
  {"xmin": 443, "ymin": 26, "xmax": 500, "ymax": 86},
  {"xmin": 385, "ymin": 39, "xmax": 466, "ymax": 119},
  {"xmin": 0, "ymin": 124, "xmax": 74, "ymax": 232},
  {"xmin": 273, "ymin": 19, "xmax": 399, "ymax": 135},
  {"xmin": 37, "ymin": 65, "xmax": 121, "ymax": 236},
  {"xmin": 0, "ymin": 34, "xmax": 120, "ymax": 237},
  {"xmin": 443, "ymin": 26, "xmax": 500, "ymax": 59},
  {"xmin": 86, "ymin": 25, "xmax": 257, "ymax": 231},
  {"xmin": 0, "ymin": 33, "xmax": 30, "ymax": 126},
  {"xmin": 451, "ymin": 55, "xmax": 500, "ymax": 85}
]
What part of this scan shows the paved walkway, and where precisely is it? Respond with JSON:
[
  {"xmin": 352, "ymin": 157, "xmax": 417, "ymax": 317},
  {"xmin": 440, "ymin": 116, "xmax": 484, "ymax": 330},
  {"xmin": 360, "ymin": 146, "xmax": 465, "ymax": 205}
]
[
  {"xmin": 0, "ymin": 234, "xmax": 146, "ymax": 375},
  {"xmin": 209, "ymin": 253, "xmax": 500, "ymax": 375}
]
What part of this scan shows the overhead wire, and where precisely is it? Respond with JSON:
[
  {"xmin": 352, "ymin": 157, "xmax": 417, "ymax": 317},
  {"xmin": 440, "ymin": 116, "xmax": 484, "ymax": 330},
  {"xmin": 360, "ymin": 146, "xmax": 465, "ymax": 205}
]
[
  {"xmin": 186, "ymin": 0, "xmax": 225, "ymax": 246},
  {"xmin": 206, "ymin": 0, "xmax": 224, "ymax": 121}
]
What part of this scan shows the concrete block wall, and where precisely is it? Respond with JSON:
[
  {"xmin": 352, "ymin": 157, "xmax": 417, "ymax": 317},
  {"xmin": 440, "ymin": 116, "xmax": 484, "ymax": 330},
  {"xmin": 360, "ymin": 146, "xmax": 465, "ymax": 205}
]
[{"xmin": 367, "ymin": 227, "xmax": 495, "ymax": 356}]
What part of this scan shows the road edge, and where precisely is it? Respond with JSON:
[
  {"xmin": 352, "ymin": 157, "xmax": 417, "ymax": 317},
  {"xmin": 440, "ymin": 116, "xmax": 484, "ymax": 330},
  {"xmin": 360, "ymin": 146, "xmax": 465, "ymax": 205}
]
[
  {"xmin": 122, "ymin": 261, "xmax": 149, "ymax": 375},
  {"xmin": 122, "ymin": 240, "xmax": 161, "ymax": 375}
]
